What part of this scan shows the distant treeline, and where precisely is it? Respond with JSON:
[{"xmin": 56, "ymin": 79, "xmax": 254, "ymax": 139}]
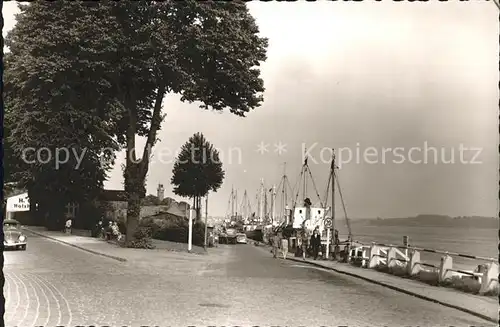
[{"xmin": 354, "ymin": 215, "xmax": 498, "ymax": 229}]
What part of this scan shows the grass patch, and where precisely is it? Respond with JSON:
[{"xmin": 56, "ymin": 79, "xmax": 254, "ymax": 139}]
[
  {"xmin": 374, "ymin": 264, "xmax": 409, "ymax": 277},
  {"xmin": 440, "ymin": 276, "xmax": 480, "ymax": 294},
  {"xmin": 412, "ymin": 270, "xmax": 440, "ymax": 286}
]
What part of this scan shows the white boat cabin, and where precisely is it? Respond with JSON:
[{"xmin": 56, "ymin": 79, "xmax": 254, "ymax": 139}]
[{"xmin": 292, "ymin": 206, "xmax": 326, "ymax": 234}]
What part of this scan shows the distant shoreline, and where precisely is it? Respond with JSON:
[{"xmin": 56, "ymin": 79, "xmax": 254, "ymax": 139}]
[{"xmin": 351, "ymin": 215, "xmax": 498, "ymax": 229}]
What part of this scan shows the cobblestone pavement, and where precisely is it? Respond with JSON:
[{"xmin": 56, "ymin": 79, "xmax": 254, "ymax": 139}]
[{"xmin": 3, "ymin": 231, "xmax": 495, "ymax": 326}]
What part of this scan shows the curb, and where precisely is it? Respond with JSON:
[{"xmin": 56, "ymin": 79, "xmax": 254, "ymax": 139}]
[
  {"xmin": 287, "ymin": 257, "xmax": 497, "ymax": 324},
  {"xmin": 24, "ymin": 228, "xmax": 127, "ymax": 262}
]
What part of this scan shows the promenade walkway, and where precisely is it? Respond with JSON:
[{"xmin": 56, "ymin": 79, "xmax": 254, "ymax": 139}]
[
  {"xmin": 23, "ymin": 226, "xmax": 208, "ymax": 263},
  {"xmin": 25, "ymin": 226, "xmax": 498, "ymax": 323},
  {"xmin": 290, "ymin": 257, "xmax": 498, "ymax": 322},
  {"xmin": 253, "ymin": 241, "xmax": 497, "ymax": 323}
]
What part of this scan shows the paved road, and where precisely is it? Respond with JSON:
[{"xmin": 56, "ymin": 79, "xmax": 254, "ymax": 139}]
[{"xmin": 4, "ymin": 231, "xmax": 495, "ymax": 326}]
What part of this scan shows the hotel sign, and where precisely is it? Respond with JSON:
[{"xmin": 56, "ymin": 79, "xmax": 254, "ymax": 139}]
[{"xmin": 6, "ymin": 193, "xmax": 30, "ymax": 212}]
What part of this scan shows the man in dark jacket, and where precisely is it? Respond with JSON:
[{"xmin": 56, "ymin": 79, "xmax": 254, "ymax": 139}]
[{"xmin": 310, "ymin": 228, "xmax": 321, "ymax": 260}]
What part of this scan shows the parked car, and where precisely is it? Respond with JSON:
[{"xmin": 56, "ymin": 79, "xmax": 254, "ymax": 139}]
[
  {"xmin": 3, "ymin": 219, "xmax": 27, "ymax": 250},
  {"xmin": 236, "ymin": 233, "xmax": 247, "ymax": 244}
]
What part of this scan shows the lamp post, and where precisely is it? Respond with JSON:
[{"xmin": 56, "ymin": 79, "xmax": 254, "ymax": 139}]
[
  {"xmin": 204, "ymin": 192, "xmax": 209, "ymax": 249},
  {"xmin": 188, "ymin": 208, "xmax": 194, "ymax": 252}
]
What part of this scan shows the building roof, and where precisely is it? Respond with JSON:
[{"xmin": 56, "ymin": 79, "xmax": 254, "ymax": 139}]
[
  {"xmin": 166, "ymin": 204, "xmax": 185, "ymax": 217},
  {"xmin": 99, "ymin": 189, "xmax": 128, "ymax": 202}
]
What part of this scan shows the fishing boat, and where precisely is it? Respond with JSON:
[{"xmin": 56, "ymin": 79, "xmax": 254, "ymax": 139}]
[
  {"xmin": 288, "ymin": 151, "xmax": 356, "ymax": 259},
  {"xmin": 245, "ymin": 150, "xmax": 356, "ymax": 259},
  {"xmin": 221, "ymin": 187, "xmax": 251, "ymax": 244}
]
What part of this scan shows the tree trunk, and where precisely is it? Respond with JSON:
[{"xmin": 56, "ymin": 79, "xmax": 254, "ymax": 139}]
[
  {"xmin": 124, "ymin": 84, "xmax": 166, "ymax": 247},
  {"xmin": 124, "ymin": 98, "xmax": 143, "ymax": 246},
  {"xmin": 196, "ymin": 196, "xmax": 201, "ymax": 221},
  {"xmin": 125, "ymin": 187, "xmax": 141, "ymax": 245},
  {"xmin": 124, "ymin": 123, "xmax": 144, "ymax": 246}
]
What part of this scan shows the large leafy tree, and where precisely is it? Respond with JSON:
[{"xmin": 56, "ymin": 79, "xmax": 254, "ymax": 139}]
[
  {"xmin": 171, "ymin": 133, "xmax": 225, "ymax": 220},
  {"xmin": 5, "ymin": 3, "xmax": 119, "ymax": 228},
  {"xmin": 6, "ymin": 1, "xmax": 267, "ymax": 245}
]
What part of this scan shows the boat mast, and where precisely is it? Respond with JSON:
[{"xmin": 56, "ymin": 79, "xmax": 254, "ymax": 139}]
[
  {"xmin": 241, "ymin": 190, "xmax": 248, "ymax": 223},
  {"xmin": 260, "ymin": 178, "xmax": 266, "ymax": 222},
  {"xmin": 256, "ymin": 192, "xmax": 260, "ymax": 223},
  {"xmin": 303, "ymin": 151, "xmax": 308, "ymax": 201},
  {"xmin": 230, "ymin": 186, "xmax": 235, "ymax": 219},
  {"xmin": 331, "ymin": 149, "xmax": 336, "ymax": 236},
  {"xmin": 282, "ymin": 162, "xmax": 287, "ymax": 223},
  {"xmin": 264, "ymin": 187, "xmax": 268, "ymax": 224},
  {"xmin": 235, "ymin": 189, "xmax": 238, "ymax": 220},
  {"xmin": 271, "ymin": 185, "xmax": 276, "ymax": 225}
]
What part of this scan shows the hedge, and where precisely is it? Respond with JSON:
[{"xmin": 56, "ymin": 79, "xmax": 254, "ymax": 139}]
[{"xmin": 140, "ymin": 216, "xmax": 206, "ymax": 246}]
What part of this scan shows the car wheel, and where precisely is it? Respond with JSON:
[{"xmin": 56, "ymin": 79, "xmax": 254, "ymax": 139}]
[{"xmin": 21, "ymin": 245, "xmax": 26, "ymax": 251}]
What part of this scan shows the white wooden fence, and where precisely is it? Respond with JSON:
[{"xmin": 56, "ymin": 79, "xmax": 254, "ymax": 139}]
[{"xmin": 347, "ymin": 241, "xmax": 498, "ymax": 295}]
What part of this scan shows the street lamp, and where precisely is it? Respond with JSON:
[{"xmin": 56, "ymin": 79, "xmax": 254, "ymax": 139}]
[
  {"xmin": 204, "ymin": 192, "xmax": 209, "ymax": 249},
  {"xmin": 188, "ymin": 208, "xmax": 194, "ymax": 252}
]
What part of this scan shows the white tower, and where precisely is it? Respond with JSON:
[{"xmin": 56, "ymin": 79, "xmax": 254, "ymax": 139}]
[{"xmin": 157, "ymin": 184, "xmax": 165, "ymax": 201}]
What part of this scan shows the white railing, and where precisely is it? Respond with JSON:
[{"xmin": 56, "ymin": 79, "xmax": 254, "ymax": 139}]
[{"xmin": 347, "ymin": 242, "xmax": 499, "ymax": 295}]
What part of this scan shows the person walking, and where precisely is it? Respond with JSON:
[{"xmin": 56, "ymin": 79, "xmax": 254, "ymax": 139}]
[
  {"xmin": 272, "ymin": 232, "xmax": 280, "ymax": 258},
  {"xmin": 310, "ymin": 228, "xmax": 321, "ymax": 260},
  {"xmin": 280, "ymin": 232, "xmax": 289, "ymax": 260}
]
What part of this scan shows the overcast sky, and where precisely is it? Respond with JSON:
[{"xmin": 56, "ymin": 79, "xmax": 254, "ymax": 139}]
[{"xmin": 3, "ymin": 1, "xmax": 498, "ymax": 219}]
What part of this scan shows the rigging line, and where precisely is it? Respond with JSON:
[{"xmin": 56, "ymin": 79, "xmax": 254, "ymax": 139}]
[
  {"xmin": 276, "ymin": 177, "xmax": 284, "ymax": 199},
  {"xmin": 247, "ymin": 195, "xmax": 253, "ymax": 215},
  {"xmin": 291, "ymin": 168, "xmax": 301, "ymax": 199},
  {"xmin": 306, "ymin": 164, "xmax": 324, "ymax": 207},
  {"xmin": 323, "ymin": 172, "xmax": 332, "ymax": 209},
  {"xmin": 226, "ymin": 194, "xmax": 232, "ymax": 217},
  {"xmin": 243, "ymin": 191, "xmax": 250, "ymax": 217},
  {"xmin": 285, "ymin": 176, "xmax": 294, "ymax": 202},
  {"xmin": 239, "ymin": 191, "xmax": 244, "ymax": 211},
  {"xmin": 493, "ymin": 0, "xmax": 500, "ymax": 10},
  {"xmin": 292, "ymin": 168, "xmax": 304, "ymax": 207},
  {"xmin": 334, "ymin": 170, "xmax": 352, "ymax": 237}
]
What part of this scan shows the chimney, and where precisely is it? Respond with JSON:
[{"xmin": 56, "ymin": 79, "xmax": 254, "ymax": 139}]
[{"xmin": 157, "ymin": 184, "xmax": 165, "ymax": 201}]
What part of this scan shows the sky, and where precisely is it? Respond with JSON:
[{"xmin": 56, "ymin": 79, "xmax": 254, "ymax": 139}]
[{"xmin": 3, "ymin": 1, "xmax": 498, "ymax": 219}]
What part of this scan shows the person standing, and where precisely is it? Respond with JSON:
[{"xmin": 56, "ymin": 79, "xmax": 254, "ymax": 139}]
[
  {"xmin": 301, "ymin": 229, "xmax": 309, "ymax": 260},
  {"xmin": 94, "ymin": 220, "xmax": 103, "ymax": 238},
  {"xmin": 272, "ymin": 232, "xmax": 280, "ymax": 258},
  {"xmin": 280, "ymin": 232, "xmax": 289, "ymax": 260},
  {"xmin": 111, "ymin": 222, "xmax": 120, "ymax": 240},
  {"xmin": 105, "ymin": 221, "xmax": 113, "ymax": 240},
  {"xmin": 310, "ymin": 228, "xmax": 321, "ymax": 260},
  {"xmin": 65, "ymin": 215, "xmax": 72, "ymax": 234}
]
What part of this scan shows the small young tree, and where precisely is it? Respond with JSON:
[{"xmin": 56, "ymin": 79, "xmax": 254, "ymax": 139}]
[{"xmin": 171, "ymin": 133, "xmax": 224, "ymax": 220}]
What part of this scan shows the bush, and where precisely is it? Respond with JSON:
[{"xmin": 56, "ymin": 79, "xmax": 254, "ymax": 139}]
[
  {"xmin": 140, "ymin": 215, "xmax": 206, "ymax": 246},
  {"xmin": 192, "ymin": 221, "xmax": 206, "ymax": 246},
  {"xmin": 126, "ymin": 226, "xmax": 154, "ymax": 249}
]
